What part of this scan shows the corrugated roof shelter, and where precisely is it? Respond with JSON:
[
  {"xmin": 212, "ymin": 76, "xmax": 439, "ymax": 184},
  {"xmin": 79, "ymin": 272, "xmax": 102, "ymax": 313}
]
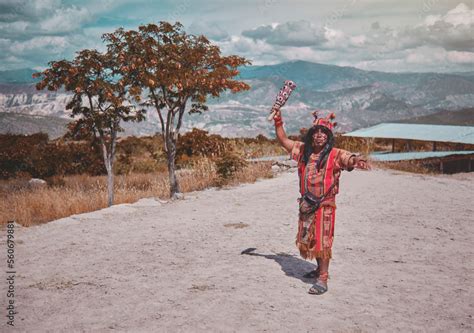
[
  {"xmin": 370, "ymin": 150, "xmax": 474, "ymax": 162},
  {"xmin": 344, "ymin": 123, "xmax": 474, "ymax": 145}
]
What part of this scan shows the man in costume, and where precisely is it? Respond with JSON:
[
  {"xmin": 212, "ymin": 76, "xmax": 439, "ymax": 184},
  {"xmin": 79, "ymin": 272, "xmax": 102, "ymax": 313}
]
[{"xmin": 273, "ymin": 109, "xmax": 370, "ymax": 295}]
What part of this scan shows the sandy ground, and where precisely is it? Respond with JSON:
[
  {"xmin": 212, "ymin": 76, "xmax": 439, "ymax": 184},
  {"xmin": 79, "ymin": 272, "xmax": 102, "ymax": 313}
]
[{"xmin": 1, "ymin": 168, "xmax": 473, "ymax": 332}]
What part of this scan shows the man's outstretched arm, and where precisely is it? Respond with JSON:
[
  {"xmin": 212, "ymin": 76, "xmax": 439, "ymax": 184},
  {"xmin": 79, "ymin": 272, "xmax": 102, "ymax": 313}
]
[{"xmin": 336, "ymin": 149, "xmax": 371, "ymax": 171}]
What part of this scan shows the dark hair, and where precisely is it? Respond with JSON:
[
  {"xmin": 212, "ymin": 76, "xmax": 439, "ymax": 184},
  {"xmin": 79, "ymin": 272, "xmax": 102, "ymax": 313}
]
[{"xmin": 302, "ymin": 125, "xmax": 334, "ymax": 170}]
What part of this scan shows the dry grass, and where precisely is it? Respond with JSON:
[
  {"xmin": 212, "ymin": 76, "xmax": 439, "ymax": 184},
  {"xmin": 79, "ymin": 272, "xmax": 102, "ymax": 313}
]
[
  {"xmin": 335, "ymin": 135, "xmax": 379, "ymax": 155},
  {"xmin": 233, "ymin": 139, "xmax": 287, "ymax": 158},
  {"xmin": 223, "ymin": 161, "xmax": 273, "ymax": 187},
  {"xmin": 0, "ymin": 158, "xmax": 272, "ymax": 227},
  {"xmin": 370, "ymin": 159, "xmax": 440, "ymax": 175}
]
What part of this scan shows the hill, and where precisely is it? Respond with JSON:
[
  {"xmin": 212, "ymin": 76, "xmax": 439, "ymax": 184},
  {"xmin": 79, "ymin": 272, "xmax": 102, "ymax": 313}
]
[
  {"xmin": 396, "ymin": 108, "xmax": 474, "ymax": 126},
  {"xmin": 1, "ymin": 61, "xmax": 473, "ymax": 137},
  {"xmin": 0, "ymin": 112, "xmax": 70, "ymax": 138}
]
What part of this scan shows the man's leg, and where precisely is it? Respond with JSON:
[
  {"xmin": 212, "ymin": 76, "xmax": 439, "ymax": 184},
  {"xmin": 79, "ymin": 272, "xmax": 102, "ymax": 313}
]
[
  {"xmin": 303, "ymin": 259, "xmax": 319, "ymax": 278},
  {"xmin": 303, "ymin": 258, "xmax": 328, "ymax": 278},
  {"xmin": 318, "ymin": 258, "xmax": 329, "ymax": 275},
  {"xmin": 308, "ymin": 258, "xmax": 329, "ymax": 294},
  {"xmin": 318, "ymin": 258, "xmax": 330, "ymax": 282}
]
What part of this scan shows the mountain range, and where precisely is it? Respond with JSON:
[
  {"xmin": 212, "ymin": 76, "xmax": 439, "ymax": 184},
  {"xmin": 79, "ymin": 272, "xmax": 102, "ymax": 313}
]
[{"xmin": 1, "ymin": 61, "xmax": 473, "ymax": 138}]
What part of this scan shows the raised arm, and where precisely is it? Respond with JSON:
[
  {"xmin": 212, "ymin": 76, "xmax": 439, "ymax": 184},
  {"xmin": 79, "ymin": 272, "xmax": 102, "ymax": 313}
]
[{"xmin": 273, "ymin": 109, "xmax": 296, "ymax": 153}]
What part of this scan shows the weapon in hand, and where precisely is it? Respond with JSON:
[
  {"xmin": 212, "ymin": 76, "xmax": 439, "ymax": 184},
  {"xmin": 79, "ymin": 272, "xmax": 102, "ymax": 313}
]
[{"xmin": 267, "ymin": 80, "xmax": 297, "ymax": 121}]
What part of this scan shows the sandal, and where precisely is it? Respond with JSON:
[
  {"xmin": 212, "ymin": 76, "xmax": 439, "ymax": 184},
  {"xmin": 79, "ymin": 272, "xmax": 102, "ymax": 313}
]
[{"xmin": 308, "ymin": 280, "xmax": 328, "ymax": 295}]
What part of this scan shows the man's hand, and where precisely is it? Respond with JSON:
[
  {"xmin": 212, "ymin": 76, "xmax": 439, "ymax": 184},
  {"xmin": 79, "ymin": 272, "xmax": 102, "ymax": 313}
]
[
  {"xmin": 350, "ymin": 156, "xmax": 371, "ymax": 170},
  {"xmin": 273, "ymin": 108, "xmax": 281, "ymax": 119}
]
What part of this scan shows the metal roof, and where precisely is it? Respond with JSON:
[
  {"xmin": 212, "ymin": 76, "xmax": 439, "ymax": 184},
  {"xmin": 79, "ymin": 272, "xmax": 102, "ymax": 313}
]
[
  {"xmin": 370, "ymin": 150, "xmax": 474, "ymax": 162},
  {"xmin": 344, "ymin": 123, "xmax": 474, "ymax": 144}
]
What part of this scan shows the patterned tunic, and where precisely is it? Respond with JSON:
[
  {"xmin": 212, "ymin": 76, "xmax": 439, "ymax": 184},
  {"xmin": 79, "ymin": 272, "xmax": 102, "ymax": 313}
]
[{"xmin": 291, "ymin": 142, "xmax": 355, "ymax": 259}]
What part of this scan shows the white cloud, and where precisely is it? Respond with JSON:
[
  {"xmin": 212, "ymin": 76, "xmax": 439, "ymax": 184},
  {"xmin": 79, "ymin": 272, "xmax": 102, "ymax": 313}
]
[
  {"xmin": 323, "ymin": 27, "xmax": 345, "ymax": 45},
  {"xmin": 0, "ymin": 20, "xmax": 29, "ymax": 36},
  {"xmin": 349, "ymin": 35, "xmax": 367, "ymax": 47},
  {"xmin": 406, "ymin": 46, "xmax": 446, "ymax": 64},
  {"xmin": 4, "ymin": 55, "xmax": 24, "ymax": 64},
  {"xmin": 279, "ymin": 46, "xmax": 333, "ymax": 63},
  {"xmin": 1, "ymin": 0, "xmax": 59, "ymax": 23},
  {"xmin": 218, "ymin": 35, "xmax": 277, "ymax": 64},
  {"xmin": 0, "ymin": 1, "xmax": 93, "ymax": 39},
  {"xmin": 233, "ymin": 3, "xmax": 474, "ymax": 72},
  {"xmin": 217, "ymin": 34, "xmax": 344, "ymax": 67},
  {"xmin": 0, "ymin": 0, "xmax": 472, "ymax": 73},
  {"xmin": 9, "ymin": 36, "xmax": 68, "ymax": 55},
  {"xmin": 188, "ymin": 21, "xmax": 230, "ymax": 41},
  {"xmin": 447, "ymin": 50, "xmax": 474, "ymax": 64},
  {"xmin": 39, "ymin": 6, "xmax": 91, "ymax": 33},
  {"xmin": 407, "ymin": 2, "xmax": 474, "ymax": 51},
  {"xmin": 242, "ymin": 20, "xmax": 327, "ymax": 47},
  {"xmin": 0, "ymin": 0, "xmax": 110, "ymax": 70},
  {"xmin": 441, "ymin": 3, "xmax": 472, "ymax": 26}
]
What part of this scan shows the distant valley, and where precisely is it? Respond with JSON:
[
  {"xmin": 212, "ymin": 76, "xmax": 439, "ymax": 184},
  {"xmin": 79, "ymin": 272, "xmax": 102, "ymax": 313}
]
[{"xmin": 1, "ymin": 61, "xmax": 473, "ymax": 138}]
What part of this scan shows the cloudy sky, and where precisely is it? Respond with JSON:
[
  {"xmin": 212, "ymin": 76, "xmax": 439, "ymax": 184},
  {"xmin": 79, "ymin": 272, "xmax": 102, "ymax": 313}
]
[{"xmin": 0, "ymin": 0, "xmax": 472, "ymax": 72}]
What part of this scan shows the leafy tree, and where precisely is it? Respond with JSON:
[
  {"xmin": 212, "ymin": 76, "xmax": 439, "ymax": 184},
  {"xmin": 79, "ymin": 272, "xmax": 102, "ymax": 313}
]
[
  {"xmin": 34, "ymin": 49, "xmax": 145, "ymax": 206},
  {"xmin": 103, "ymin": 22, "xmax": 251, "ymax": 199}
]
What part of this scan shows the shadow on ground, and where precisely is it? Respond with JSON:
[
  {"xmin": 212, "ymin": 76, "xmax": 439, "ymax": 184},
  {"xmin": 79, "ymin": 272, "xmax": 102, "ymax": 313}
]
[{"xmin": 241, "ymin": 247, "xmax": 316, "ymax": 284}]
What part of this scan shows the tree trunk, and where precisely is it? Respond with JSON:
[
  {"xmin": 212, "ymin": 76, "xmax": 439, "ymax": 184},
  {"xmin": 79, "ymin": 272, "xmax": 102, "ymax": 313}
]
[
  {"xmin": 101, "ymin": 139, "xmax": 115, "ymax": 207},
  {"xmin": 106, "ymin": 160, "xmax": 114, "ymax": 207},
  {"xmin": 166, "ymin": 136, "xmax": 181, "ymax": 199}
]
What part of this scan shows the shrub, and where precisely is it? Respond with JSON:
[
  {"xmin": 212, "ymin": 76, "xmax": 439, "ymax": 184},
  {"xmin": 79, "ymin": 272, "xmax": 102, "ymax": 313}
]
[
  {"xmin": 177, "ymin": 128, "xmax": 230, "ymax": 158},
  {"xmin": 0, "ymin": 134, "xmax": 105, "ymax": 179},
  {"xmin": 215, "ymin": 152, "xmax": 248, "ymax": 180}
]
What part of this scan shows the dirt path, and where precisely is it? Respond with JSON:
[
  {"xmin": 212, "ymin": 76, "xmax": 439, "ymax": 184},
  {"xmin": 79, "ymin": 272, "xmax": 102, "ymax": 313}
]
[{"xmin": 2, "ymin": 168, "xmax": 473, "ymax": 332}]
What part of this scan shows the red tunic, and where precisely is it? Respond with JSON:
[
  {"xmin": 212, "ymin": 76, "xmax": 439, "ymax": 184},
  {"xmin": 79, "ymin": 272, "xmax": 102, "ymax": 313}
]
[{"xmin": 291, "ymin": 142, "xmax": 355, "ymax": 259}]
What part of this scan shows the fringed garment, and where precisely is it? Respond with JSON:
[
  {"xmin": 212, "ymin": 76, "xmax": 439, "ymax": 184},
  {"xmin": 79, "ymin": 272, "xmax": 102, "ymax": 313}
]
[{"xmin": 291, "ymin": 142, "xmax": 355, "ymax": 260}]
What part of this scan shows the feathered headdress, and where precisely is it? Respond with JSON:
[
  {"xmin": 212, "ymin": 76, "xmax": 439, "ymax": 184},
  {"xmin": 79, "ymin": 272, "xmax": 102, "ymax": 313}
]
[{"xmin": 312, "ymin": 110, "xmax": 337, "ymax": 132}]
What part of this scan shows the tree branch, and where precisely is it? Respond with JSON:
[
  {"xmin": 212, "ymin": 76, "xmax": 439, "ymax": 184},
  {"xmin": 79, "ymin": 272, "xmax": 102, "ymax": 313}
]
[
  {"xmin": 161, "ymin": 85, "xmax": 173, "ymax": 110},
  {"xmin": 87, "ymin": 93, "xmax": 95, "ymax": 115},
  {"xmin": 175, "ymin": 95, "xmax": 189, "ymax": 139},
  {"xmin": 150, "ymin": 88, "xmax": 166, "ymax": 134}
]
